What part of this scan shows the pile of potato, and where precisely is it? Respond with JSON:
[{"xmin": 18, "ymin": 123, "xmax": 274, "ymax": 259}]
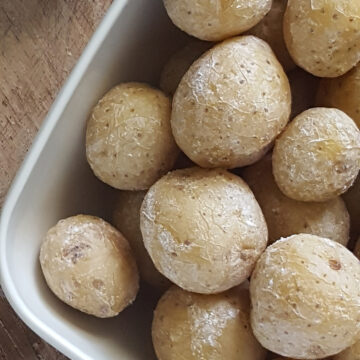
[{"xmin": 39, "ymin": 0, "xmax": 360, "ymax": 359}]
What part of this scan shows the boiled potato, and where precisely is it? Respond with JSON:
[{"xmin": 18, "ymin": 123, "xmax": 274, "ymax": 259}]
[
  {"xmin": 152, "ymin": 286, "xmax": 267, "ymax": 360},
  {"xmin": 283, "ymin": 0, "xmax": 360, "ymax": 77},
  {"xmin": 163, "ymin": 0, "xmax": 272, "ymax": 41},
  {"xmin": 242, "ymin": 155, "xmax": 350, "ymax": 245},
  {"xmin": 39, "ymin": 215, "xmax": 139, "ymax": 318},
  {"xmin": 247, "ymin": 0, "xmax": 295, "ymax": 72},
  {"xmin": 140, "ymin": 167, "xmax": 268, "ymax": 294},
  {"xmin": 288, "ymin": 68, "xmax": 319, "ymax": 118},
  {"xmin": 333, "ymin": 340, "xmax": 360, "ymax": 360},
  {"xmin": 112, "ymin": 191, "xmax": 170, "ymax": 289},
  {"xmin": 160, "ymin": 40, "xmax": 212, "ymax": 95},
  {"xmin": 250, "ymin": 234, "xmax": 360, "ymax": 359},
  {"xmin": 86, "ymin": 82, "xmax": 179, "ymax": 190},
  {"xmin": 273, "ymin": 108, "xmax": 360, "ymax": 202},
  {"xmin": 316, "ymin": 63, "xmax": 360, "ymax": 129},
  {"xmin": 343, "ymin": 175, "xmax": 360, "ymax": 241},
  {"xmin": 172, "ymin": 36, "xmax": 291, "ymax": 169}
]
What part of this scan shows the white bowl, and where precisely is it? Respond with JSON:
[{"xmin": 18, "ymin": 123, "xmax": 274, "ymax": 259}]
[{"xmin": 0, "ymin": 1, "xmax": 188, "ymax": 358}]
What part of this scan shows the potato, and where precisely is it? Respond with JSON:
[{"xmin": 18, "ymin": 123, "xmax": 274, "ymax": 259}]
[
  {"xmin": 316, "ymin": 63, "xmax": 360, "ymax": 129},
  {"xmin": 160, "ymin": 40, "xmax": 212, "ymax": 95},
  {"xmin": 343, "ymin": 175, "xmax": 360, "ymax": 241},
  {"xmin": 247, "ymin": 0, "xmax": 295, "ymax": 72},
  {"xmin": 283, "ymin": 0, "xmax": 360, "ymax": 77},
  {"xmin": 288, "ymin": 68, "xmax": 319, "ymax": 118},
  {"xmin": 242, "ymin": 155, "xmax": 350, "ymax": 246},
  {"xmin": 112, "ymin": 191, "xmax": 170, "ymax": 289},
  {"xmin": 140, "ymin": 167, "xmax": 268, "ymax": 294},
  {"xmin": 250, "ymin": 234, "xmax": 360, "ymax": 359},
  {"xmin": 273, "ymin": 108, "xmax": 360, "ymax": 202},
  {"xmin": 163, "ymin": 0, "xmax": 272, "ymax": 41},
  {"xmin": 39, "ymin": 215, "xmax": 139, "ymax": 318},
  {"xmin": 152, "ymin": 286, "xmax": 267, "ymax": 360},
  {"xmin": 86, "ymin": 83, "xmax": 179, "ymax": 190},
  {"xmin": 333, "ymin": 340, "xmax": 360, "ymax": 360},
  {"xmin": 172, "ymin": 36, "xmax": 291, "ymax": 169}
]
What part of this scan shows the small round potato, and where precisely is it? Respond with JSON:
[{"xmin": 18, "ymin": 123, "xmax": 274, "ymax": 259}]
[
  {"xmin": 250, "ymin": 234, "xmax": 360, "ymax": 359},
  {"xmin": 172, "ymin": 36, "xmax": 291, "ymax": 169},
  {"xmin": 333, "ymin": 340, "xmax": 360, "ymax": 360},
  {"xmin": 273, "ymin": 108, "xmax": 360, "ymax": 202},
  {"xmin": 163, "ymin": 0, "xmax": 272, "ymax": 41},
  {"xmin": 86, "ymin": 82, "xmax": 179, "ymax": 190},
  {"xmin": 152, "ymin": 286, "xmax": 267, "ymax": 360},
  {"xmin": 288, "ymin": 68, "xmax": 319, "ymax": 118},
  {"xmin": 316, "ymin": 63, "xmax": 360, "ymax": 129},
  {"xmin": 160, "ymin": 41, "xmax": 212, "ymax": 95},
  {"xmin": 283, "ymin": 0, "xmax": 360, "ymax": 77},
  {"xmin": 39, "ymin": 215, "xmax": 139, "ymax": 318},
  {"xmin": 113, "ymin": 191, "xmax": 170, "ymax": 289},
  {"xmin": 247, "ymin": 0, "xmax": 295, "ymax": 72},
  {"xmin": 140, "ymin": 167, "xmax": 268, "ymax": 294},
  {"xmin": 343, "ymin": 175, "xmax": 360, "ymax": 241},
  {"xmin": 242, "ymin": 155, "xmax": 350, "ymax": 245}
]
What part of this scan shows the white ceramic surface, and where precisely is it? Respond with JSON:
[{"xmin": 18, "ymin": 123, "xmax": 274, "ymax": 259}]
[{"xmin": 0, "ymin": 1, "xmax": 189, "ymax": 359}]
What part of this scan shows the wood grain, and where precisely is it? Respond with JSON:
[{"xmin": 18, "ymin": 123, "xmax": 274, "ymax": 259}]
[{"xmin": 0, "ymin": 0, "xmax": 112, "ymax": 358}]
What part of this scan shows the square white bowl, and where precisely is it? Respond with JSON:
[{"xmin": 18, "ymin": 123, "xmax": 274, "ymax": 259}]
[{"xmin": 0, "ymin": 1, "xmax": 189, "ymax": 359}]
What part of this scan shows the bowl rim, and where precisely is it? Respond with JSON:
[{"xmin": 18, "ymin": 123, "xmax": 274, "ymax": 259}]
[{"xmin": 0, "ymin": 1, "xmax": 128, "ymax": 359}]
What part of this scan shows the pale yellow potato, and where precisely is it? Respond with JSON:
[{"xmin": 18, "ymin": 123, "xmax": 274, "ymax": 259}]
[
  {"xmin": 39, "ymin": 215, "xmax": 139, "ymax": 318},
  {"xmin": 160, "ymin": 40, "xmax": 212, "ymax": 95},
  {"xmin": 242, "ymin": 155, "xmax": 350, "ymax": 245},
  {"xmin": 288, "ymin": 68, "xmax": 319, "ymax": 118},
  {"xmin": 284, "ymin": 0, "xmax": 360, "ymax": 77},
  {"xmin": 333, "ymin": 340, "xmax": 360, "ymax": 360},
  {"xmin": 140, "ymin": 167, "xmax": 268, "ymax": 294},
  {"xmin": 172, "ymin": 36, "xmax": 291, "ymax": 169},
  {"xmin": 343, "ymin": 175, "xmax": 360, "ymax": 241},
  {"xmin": 316, "ymin": 63, "xmax": 360, "ymax": 129},
  {"xmin": 273, "ymin": 108, "xmax": 360, "ymax": 202},
  {"xmin": 250, "ymin": 234, "xmax": 360, "ymax": 359},
  {"xmin": 247, "ymin": 0, "xmax": 295, "ymax": 72},
  {"xmin": 152, "ymin": 286, "xmax": 267, "ymax": 360},
  {"xmin": 112, "ymin": 191, "xmax": 170, "ymax": 289},
  {"xmin": 163, "ymin": 0, "xmax": 272, "ymax": 41},
  {"xmin": 86, "ymin": 82, "xmax": 179, "ymax": 190}
]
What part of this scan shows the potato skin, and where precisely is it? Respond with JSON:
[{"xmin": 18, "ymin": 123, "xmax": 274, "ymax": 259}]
[
  {"xmin": 152, "ymin": 286, "xmax": 267, "ymax": 360},
  {"xmin": 273, "ymin": 108, "xmax": 360, "ymax": 202},
  {"xmin": 86, "ymin": 82, "xmax": 179, "ymax": 190},
  {"xmin": 171, "ymin": 36, "xmax": 291, "ymax": 169},
  {"xmin": 242, "ymin": 155, "xmax": 350, "ymax": 245},
  {"xmin": 333, "ymin": 340, "xmax": 360, "ymax": 360},
  {"xmin": 160, "ymin": 41, "xmax": 212, "ymax": 96},
  {"xmin": 112, "ymin": 191, "xmax": 170, "ymax": 289},
  {"xmin": 250, "ymin": 234, "xmax": 360, "ymax": 359},
  {"xmin": 247, "ymin": 0, "xmax": 295, "ymax": 72},
  {"xmin": 316, "ymin": 63, "xmax": 360, "ymax": 129},
  {"xmin": 284, "ymin": 0, "xmax": 360, "ymax": 77},
  {"xmin": 39, "ymin": 215, "xmax": 139, "ymax": 318},
  {"xmin": 140, "ymin": 167, "xmax": 268, "ymax": 294},
  {"xmin": 343, "ymin": 175, "xmax": 360, "ymax": 241},
  {"xmin": 163, "ymin": 0, "xmax": 272, "ymax": 41}
]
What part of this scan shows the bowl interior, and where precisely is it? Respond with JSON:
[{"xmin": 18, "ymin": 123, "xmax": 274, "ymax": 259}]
[{"xmin": 2, "ymin": 0, "xmax": 190, "ymax": 358}]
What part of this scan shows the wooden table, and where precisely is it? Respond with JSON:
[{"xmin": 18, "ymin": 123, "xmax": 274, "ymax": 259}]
[{"xmin": 0, "ymin": 1, "xmax": 112, "ymax": 358}]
